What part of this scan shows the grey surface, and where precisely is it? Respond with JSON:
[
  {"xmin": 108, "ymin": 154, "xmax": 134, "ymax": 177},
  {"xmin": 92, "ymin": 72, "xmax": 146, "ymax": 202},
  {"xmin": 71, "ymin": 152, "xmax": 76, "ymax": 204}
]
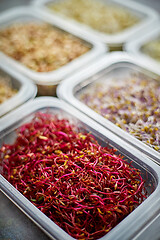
[
  {"xmin": 0, "ymin": 0, "xmax": 31, "ymax": 11},
  {"xmin": 135, "ymin": 0, "xmax": 160, "ymax": 13},
  {"xmin": 0, "ymin": 1, "xmax": 160, "ymax": 240},
  {"xmin": 0, "ymin": 0, "xmax": 160, "ymax": 13},
  {"xmin": 0, "ymin": 191, "xmax": 51, "ymax": 240}
]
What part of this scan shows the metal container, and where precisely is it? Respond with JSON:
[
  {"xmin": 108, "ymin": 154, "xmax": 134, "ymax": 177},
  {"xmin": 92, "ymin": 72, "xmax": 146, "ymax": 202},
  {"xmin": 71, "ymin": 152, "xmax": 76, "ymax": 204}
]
[
  {"xmin": 125, "ymin": 23, "xmax": 160, "ymax": 75},
  {"xmin": 0, "ymin": 7, "xmax": 106, "ymax": 96},
  {"xmin": 32, "ymin": 0, "xmax": 159, "ymax": 50},
  {"xmin": 0, "ymin": 63, "xmax": 37, "ymax": 117},
  {"xmin": 0, "ymin": 97, "xmax": 160, "ymax": 240},
  {"xmin": 57, "ymin": 52, "xmax": 160, "ymax": 165}
]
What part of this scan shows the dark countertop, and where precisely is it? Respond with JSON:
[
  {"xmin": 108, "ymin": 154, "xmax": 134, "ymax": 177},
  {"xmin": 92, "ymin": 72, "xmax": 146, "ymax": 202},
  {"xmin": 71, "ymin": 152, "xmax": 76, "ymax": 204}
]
[
  {"xmin": 0, "ymin": 1, "xmax": 160, "ymax": 240},
  {"xmin": 0, "ymin": 191, "xmax": 50, "ymax": 240},
  {"xmin": 0, "ymin": 0, "xmax": 160, "ymax": 13}
]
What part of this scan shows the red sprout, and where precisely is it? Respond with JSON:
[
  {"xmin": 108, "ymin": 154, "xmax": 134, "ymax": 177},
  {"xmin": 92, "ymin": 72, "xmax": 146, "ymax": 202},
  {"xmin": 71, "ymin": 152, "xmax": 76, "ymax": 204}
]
[{"xmin": 0, "ymin": 112, "xmax": 148, "ymax": 239}]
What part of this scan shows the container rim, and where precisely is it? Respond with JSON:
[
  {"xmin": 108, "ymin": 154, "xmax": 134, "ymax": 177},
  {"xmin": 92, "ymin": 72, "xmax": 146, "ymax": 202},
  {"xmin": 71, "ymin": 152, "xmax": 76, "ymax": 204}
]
[
  {"xmin": 57, "ymin": 51, "xmax": 160, "ymax": 165},
  {"xmin": 0, "ymin": 63, "xmax": 37, "ymax": 117},
  {"xmin": 1, "ymin": 96, "xmax": 160, "ymax": 240},
  {"xmin": 31, "ymin": 0, "xmax": 159, "ymax": 46},
  {"xmin": 0, "ymin": 6, "xmax": 106, "ymax": 84},
  {"xmin": 124, "ymin": 23, "xmax": 160, "ymax": 75}
]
